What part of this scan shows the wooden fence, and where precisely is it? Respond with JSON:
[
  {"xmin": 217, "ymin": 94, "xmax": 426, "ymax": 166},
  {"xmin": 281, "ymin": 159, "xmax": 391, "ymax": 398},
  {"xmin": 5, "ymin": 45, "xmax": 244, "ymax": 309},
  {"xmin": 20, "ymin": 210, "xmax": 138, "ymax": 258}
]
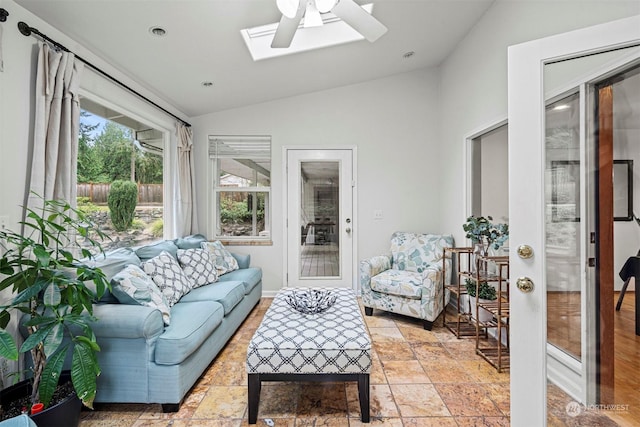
[{"xmin": 77, "ymin": 183, "xmax": 163, "ymax": 205}]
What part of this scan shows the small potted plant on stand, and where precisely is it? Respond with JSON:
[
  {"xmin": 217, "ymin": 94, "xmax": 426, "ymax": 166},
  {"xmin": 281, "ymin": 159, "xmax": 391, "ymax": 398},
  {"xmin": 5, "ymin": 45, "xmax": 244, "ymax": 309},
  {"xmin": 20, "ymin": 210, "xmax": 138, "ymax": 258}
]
[
  {"xmin": 465, "ymin": 278, "xmax": 497, "ymax": 323},
  {"xmin": 0, "ymin": 197, "xmax": 109, "ymax": 426},
  {"xmin": 462, "ymin": 215, "xmax": 509, "ymax": 271}
]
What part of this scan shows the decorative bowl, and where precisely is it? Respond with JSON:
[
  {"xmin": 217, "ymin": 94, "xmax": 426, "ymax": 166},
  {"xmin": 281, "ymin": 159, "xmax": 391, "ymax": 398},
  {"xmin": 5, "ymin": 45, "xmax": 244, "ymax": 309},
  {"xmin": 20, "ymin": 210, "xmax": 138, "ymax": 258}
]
[{"xmin": 285, "ymin": 289, "xmax": 336, "ymax": 314}]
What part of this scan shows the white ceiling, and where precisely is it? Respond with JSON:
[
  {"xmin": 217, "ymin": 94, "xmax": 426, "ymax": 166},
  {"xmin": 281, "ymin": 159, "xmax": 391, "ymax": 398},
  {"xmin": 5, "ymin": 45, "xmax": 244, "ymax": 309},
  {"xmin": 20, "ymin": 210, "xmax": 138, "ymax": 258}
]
[{"xmin": 15, "ymin": 0, "xmax": 495, "ymax": 118}]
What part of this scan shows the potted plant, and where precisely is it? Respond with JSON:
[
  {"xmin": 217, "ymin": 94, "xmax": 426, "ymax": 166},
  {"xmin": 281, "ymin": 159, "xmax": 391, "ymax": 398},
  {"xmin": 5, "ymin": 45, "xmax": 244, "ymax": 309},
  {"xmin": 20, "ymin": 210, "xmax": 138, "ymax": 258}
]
[
  {"xmin": 465, "ymin": 278, "xmax": 497, "ymax": 323},
  {"xmin": 462, "ymin": 215, "xmax": 509, "ymax": 255},
  {"xmin": 0, "ymin": 196, "xmax": 109, "ymax": 426}
]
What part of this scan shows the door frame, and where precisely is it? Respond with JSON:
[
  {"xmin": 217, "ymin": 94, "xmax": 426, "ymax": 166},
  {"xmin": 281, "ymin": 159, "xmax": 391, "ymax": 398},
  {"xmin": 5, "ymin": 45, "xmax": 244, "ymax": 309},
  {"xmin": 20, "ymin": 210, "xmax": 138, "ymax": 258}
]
[
  {"xmin": 282, "ymin": 145, "xmax": 358, "ymax": 289},
  {"xmin": 463, "ymin": 116, "xmax": 508, "ymax": 220},
  {"xmin": 508, "ymin": 15, "xmax": 640, "ymax": 426}
]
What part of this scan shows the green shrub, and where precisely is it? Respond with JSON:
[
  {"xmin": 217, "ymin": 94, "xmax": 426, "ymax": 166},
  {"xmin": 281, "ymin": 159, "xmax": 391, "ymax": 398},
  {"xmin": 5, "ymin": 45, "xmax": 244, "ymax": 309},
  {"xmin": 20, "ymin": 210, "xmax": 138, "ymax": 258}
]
[
  {"xmin": 131, "ymin": 219, "xmax": 146, "ymax": 230},
  {"xmin": 150, "ymin": 219, "xmax": 164, "ymax": 237},
  {"xmin": 108, "ymin": 180, "xmax": 138, "ymax": 231},
  {"xmin": 77, "ymin": 196, "xmax": 104, "ymax": 215},
  {"xmin": 220, "ymin": 197, "xmax": 264, "ymax": 224},
  {"xmin": 465, "ymin": 278, "xmax": 497, "ymax": 300}
]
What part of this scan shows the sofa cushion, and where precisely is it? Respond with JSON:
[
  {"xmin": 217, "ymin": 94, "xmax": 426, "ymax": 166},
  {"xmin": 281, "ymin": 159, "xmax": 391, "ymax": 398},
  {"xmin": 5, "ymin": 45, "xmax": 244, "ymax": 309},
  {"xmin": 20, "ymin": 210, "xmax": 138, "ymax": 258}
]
[
  {"xmin": 370, "ymin": 269, "xmax": 423, "ymax": 299},
  {"xmin": 136, "ymin": 240, "xmax": 179, "ymax": 261},
  {"xmin": 154, "ymin": 301, "xmax": 224, "ymax": 365},
  {"xmin": 110, "ymin": 264, "xmax": 172, "ymax": 325},
  {"xmin": 176, "ymin": 248, "xmax": 218, "ymax": 288},
  {"xmin": 178, "ymin": 281, "xmax": 245, "ymax": 315},
  {"xmin": 217, "ymin": 267, "xmax": 262, "ymax": 295},
  {"xmin": 231, "ymin": 252, "xmax": 251, "ymax": 270},
  {"xmin": 201, "ymin": 241, "xmax": 239, "ymax": 275},
  {"xmin": 390, "ymin": 232, "xmax": 453, "ymax": 273},
  {"xmin": 83, "ymin": 247, "xmax": 142, "ymax": 303},
  {"xmin": 174, "ymin": 234, "xmax": 208, "ymax": 250},
  {"xmin": 142, "ymin": 251, "xmax": 192, "ymax": 306}
]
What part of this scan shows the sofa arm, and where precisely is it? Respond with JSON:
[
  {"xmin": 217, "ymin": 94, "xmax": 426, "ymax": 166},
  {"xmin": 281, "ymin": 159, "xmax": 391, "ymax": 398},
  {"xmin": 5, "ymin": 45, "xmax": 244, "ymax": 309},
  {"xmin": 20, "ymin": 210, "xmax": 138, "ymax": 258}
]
[
  {"xmin": 359, "ymin": 255, "xmax": 391, "ymax": 296},
  {"xmin": 231, "ymin": 252, "xmax": 251, "ymax": 269},
  {"xmin": 419, "ymin": 262, "xmax": 450, "ymax": 322},
  {"xmin": 361, "ymin": 255, "xmax": 391, "ymax": 279},
  {"xmin": 91, "ymin": 304, "xmax": 165, "ymax": 340}
]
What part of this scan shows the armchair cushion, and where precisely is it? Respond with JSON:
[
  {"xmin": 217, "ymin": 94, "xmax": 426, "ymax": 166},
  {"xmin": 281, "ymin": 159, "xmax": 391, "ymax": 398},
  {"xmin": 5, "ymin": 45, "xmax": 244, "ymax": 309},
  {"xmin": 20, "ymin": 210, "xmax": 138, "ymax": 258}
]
[
  {"xmin": 370, "ymin": 270, "xmax": 422, "ymax": 299},
  {"xmin": 390, "ymin": 232, "xmax": 453, "ymax": 272}
]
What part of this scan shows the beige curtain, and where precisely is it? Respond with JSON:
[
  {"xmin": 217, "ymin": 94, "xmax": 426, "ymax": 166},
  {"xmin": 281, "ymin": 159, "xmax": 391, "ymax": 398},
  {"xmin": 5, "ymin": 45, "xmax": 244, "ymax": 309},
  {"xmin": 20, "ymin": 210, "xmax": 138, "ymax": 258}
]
[
  {"xmin": 175, "ymin": 122, "xmax": 199, "ymax": 236},
  {"xmin": 27, "ymin": 42, "xmax": 84, "ymax": 209}
]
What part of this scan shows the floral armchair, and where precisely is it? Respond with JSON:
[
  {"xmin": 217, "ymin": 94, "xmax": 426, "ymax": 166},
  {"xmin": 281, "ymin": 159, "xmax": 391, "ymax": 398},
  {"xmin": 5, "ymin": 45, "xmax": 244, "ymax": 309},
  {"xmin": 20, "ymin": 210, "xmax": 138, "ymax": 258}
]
[{"xmin": 360, "ymin": 232, "xmax": 453, "ymax": 330}]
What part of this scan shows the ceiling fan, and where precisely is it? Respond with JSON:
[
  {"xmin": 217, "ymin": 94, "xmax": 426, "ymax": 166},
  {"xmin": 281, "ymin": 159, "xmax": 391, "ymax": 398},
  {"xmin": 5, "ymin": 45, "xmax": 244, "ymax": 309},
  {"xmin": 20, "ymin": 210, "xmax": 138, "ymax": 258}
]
[{"xmin": 272, "ymin": 0, "xmax": 387, "ymax": 48}]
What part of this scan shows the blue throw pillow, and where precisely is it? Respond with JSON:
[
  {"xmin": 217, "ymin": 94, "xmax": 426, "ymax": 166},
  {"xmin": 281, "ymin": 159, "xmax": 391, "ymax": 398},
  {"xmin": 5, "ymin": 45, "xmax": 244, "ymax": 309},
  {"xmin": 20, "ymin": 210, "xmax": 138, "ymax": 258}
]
[
  {"xmin": 136, "ymin": 240, "xmax": 179, "ymax": 261},
  {"xmin": 174, "ymin": 234, "xmax": 208, "ymax": 249}
]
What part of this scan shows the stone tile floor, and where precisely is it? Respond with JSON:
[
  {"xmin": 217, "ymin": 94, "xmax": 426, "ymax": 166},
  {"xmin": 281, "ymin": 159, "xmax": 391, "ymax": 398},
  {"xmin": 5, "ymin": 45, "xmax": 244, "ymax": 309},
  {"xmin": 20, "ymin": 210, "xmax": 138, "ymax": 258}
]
[{"xmin": 79, "ymin": 298, "xmax": 620, "ymax": 426}]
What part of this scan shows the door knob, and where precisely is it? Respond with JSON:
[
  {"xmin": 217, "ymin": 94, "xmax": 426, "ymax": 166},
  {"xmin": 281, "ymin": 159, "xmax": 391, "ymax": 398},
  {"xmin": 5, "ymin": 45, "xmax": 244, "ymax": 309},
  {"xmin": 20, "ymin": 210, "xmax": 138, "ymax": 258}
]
[
  {"xmin": 516, "ymin": 277, "xmax": 534, "ymax": 293},
  {"xmin": 345, "ymin": 227, "xmax": 351, "ymax": 233},
  {"xmin": 517, "ymin": 245, "xmax": 533, "ymax": 259}
]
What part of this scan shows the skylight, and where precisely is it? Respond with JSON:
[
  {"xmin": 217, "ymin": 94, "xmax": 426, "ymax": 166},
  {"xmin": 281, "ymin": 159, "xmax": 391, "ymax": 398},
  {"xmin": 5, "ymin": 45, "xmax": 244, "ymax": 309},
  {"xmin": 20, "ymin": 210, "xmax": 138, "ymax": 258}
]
[{"xmin": 241, "ymin": 3, "xmax": 375, "ymax": 61}]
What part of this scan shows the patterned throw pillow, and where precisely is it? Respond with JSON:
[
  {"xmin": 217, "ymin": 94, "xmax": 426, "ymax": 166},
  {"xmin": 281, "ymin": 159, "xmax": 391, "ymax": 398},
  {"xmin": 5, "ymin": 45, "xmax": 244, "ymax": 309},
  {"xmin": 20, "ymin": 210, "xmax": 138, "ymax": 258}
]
[
  {"xmin": 200, "ymin": 241, "xmax": 239, "ymax": 275},
  {"xmin": 110, "ymin": 265, "xmax": 171, "ymax": 325},
  {"xmin": 176, "ymin": 248, "xmax": 218, "ymax": 287},
  {"xmin": 142, "ymin": 251, "xmax": 193, "ymax": 306}
]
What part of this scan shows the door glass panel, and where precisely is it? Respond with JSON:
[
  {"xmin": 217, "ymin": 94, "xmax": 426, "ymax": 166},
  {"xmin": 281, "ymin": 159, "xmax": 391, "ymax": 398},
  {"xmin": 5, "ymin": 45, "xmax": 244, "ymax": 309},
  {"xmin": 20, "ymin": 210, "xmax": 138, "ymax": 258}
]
[
  {"xmin": 299, "ymin": 161, "xmax": 339, "ymax": 278},
  {"xmin": 543, "ymin": 46, "xmax": 640, "ymax": 424},
  {"xmin": 545, "ymin": 92, "xmax": 582, "ymax": 360}
]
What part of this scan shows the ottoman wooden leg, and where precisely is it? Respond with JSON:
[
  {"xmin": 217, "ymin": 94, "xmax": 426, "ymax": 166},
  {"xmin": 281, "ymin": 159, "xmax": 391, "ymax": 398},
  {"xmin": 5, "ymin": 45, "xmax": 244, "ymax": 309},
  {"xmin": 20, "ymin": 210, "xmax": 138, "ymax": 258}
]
[
  {"xmin": 358, "ymin": 374, "xmax": 370, "ymax": 423},
  {"xmin": 248, "ymin": 374, "xmax": 261, "ymax": 424}
]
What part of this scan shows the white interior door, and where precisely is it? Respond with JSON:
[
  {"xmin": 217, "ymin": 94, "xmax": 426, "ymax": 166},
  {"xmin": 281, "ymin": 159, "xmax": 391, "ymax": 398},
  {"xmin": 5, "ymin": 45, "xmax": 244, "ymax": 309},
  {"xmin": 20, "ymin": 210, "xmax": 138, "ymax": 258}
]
[
  {"xmin": 286, "ymin": 149, "xmax": 354, "ymax": 288},
  {"xmin": 508, "ymin": 16, "xmax": 640, "ymax": 426}
]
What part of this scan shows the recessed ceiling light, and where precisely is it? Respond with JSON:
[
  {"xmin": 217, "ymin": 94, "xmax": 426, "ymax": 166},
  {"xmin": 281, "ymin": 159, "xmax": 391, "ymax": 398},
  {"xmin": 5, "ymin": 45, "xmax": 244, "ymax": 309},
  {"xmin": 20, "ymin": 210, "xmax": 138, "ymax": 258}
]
[
  {"xmin": 149, "ymin": 26, "xmax": 167, "ymax": 37},
  {"xmin": 402, "ymin": 51, "xmax": 415, "ymax": 59},
  {"xmin": 202, "ymin": 81, "xmax": 214, "ymax": 87}
]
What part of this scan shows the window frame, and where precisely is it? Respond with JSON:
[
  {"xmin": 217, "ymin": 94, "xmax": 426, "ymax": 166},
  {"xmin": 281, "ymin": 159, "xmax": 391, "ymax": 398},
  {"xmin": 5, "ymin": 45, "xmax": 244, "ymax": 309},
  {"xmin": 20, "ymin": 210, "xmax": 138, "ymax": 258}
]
[{"xmin": 209, "ymin": 135, "xmax": 272, "ymax": 245}]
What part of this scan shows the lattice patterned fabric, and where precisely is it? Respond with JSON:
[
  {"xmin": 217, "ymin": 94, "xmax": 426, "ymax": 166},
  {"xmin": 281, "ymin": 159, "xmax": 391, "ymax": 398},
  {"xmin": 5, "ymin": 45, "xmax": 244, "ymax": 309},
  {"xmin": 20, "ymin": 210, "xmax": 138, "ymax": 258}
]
[
  {"xmin": 200, "ymin": 241, "xmax": 239, "ymax": 275},
  {"xmin": 247, "ymin": 288, "xmax": 371, "ymax": 375},
  {"xmin": 142, "ymin": 250, "xmax": 192, "ymax": 306},
  {"xmin": 176, "ymin": 248, "xmax": 218, "ymax": 287}
]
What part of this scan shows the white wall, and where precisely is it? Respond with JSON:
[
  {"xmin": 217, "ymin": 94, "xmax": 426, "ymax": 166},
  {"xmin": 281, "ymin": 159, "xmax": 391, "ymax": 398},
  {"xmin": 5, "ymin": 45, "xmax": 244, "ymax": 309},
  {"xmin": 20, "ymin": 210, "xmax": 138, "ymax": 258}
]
[
  {"xmin": 439, "ymin": 0, "xmax": 640, "ymax": 246},
  {"xmin": 479, "ymin": 125, "xmax": 509, "ymax": 223},
  {"xmin": 191, "ymin": 69, "xmax": 441, "ymax": 293}
]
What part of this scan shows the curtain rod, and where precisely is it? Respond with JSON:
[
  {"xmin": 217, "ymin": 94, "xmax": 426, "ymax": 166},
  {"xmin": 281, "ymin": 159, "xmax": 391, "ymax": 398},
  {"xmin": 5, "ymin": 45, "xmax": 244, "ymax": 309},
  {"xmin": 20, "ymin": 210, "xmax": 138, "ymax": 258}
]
[{"xmin": 17, "ymin": 21, "xmax": 192, "ymax": 128}]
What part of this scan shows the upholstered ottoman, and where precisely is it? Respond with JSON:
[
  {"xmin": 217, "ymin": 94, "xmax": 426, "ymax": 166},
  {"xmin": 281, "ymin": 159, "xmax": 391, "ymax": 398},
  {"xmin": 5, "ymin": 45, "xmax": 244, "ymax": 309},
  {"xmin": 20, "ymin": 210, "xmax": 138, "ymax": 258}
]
[{"xmin": 246, "ymin": 287, "xmax": 372, "ymax": 423}]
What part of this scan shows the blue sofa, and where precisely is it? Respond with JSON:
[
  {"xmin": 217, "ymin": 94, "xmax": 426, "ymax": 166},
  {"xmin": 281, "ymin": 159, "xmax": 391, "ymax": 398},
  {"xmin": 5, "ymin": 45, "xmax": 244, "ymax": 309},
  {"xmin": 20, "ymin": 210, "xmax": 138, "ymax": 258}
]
[{"xmin": 70, "ymin": 235, "xmax": 261, "ymax": 412}]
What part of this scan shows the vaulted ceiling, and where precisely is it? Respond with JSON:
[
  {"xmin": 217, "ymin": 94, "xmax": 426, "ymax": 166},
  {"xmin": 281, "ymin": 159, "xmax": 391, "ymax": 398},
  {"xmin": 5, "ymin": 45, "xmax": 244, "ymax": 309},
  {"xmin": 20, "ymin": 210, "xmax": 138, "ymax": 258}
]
[{"xmin": 15, "ymin": 0, "xmax": 495, "ymax": 118}]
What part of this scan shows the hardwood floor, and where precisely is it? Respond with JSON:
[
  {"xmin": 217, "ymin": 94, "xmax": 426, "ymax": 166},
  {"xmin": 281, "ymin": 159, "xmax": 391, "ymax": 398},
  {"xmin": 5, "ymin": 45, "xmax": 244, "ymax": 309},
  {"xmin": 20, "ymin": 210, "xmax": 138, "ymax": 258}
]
[
  {"xmin": 300, "ymin": 242, "xmax": 339, "ymax": 277},
  {"xmin": 609, "ymin": 291, "xmax": 640, "ymax": 426},
  {"xmin": 547, "ymin": 291, "xmax": 639, "ymax": 426}
]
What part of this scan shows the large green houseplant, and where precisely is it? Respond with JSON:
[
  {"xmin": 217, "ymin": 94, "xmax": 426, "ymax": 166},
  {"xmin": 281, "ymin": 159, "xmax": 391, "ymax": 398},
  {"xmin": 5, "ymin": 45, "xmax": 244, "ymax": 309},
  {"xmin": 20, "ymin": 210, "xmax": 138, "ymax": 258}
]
[{"xmin": 0, "ymin": 197, "xmax": 109, "ymax": 411}]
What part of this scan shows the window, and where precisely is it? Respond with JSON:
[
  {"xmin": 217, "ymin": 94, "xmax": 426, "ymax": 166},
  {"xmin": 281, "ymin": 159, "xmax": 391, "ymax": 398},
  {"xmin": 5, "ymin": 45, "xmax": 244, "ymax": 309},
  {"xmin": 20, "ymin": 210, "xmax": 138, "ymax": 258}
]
[
  {"xmin": 78, "ymin": 98, "xmax": 166, "ymax": 250},
  {"xmin": 209, "ymin": 135, "xmax": 271, "ymax": 242}
]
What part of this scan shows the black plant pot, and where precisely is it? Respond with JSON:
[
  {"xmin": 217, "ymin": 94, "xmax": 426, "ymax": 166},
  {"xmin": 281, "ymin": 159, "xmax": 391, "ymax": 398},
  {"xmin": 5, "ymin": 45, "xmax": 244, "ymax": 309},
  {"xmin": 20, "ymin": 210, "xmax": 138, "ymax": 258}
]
[{"xmin": 0, "ymin": 371, "xmax": 81, "ymax": 427}]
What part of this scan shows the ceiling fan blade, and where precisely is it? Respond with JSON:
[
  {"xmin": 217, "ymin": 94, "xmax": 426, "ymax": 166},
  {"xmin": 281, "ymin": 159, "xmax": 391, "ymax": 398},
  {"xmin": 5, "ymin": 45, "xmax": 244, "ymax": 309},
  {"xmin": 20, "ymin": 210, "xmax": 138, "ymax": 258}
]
[
  {"xmin": 271, "ymin": 2, "xmax": 306, "ymax": 48},
  {"xmin": 331, "ymin": 0, "xmax": 387, "ymax": 42}
]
